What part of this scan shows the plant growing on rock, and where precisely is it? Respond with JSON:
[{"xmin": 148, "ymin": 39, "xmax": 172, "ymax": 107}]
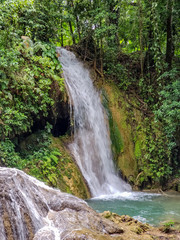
[{"xmin": 160, "ymin": 221, "xmax": 174, "ymax": 233}]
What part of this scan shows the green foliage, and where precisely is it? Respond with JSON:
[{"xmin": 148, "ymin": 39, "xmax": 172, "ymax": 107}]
[
  {"xmin": 0, "ymin": 139, "xmax": 22, "ymax": 168},
  {"xmin": 0, "ymin": 0, "xmax": 67, "ymax": 190},
  {"xmin": 135, "ymin": 119, "xmax": 172, "ymax": 186},
  {"xmin": 0, "ymin": 0, "xmax": 179, "ymax": 190},
  {"xmin": 144, "ymin": 133, "xmax": 172, "ymax": 181},
  {"xmin": 155, "ymin": 71, "xmax": 180, "ymax": 148},
  {"xmin": 0, "ymin": 0, "xmax": 63, "ymax": 43},
  {"xmin": 26, "ymin": 148, "xmax": 61, "ymax": 186},
  {"xmin": 0, "ymin": 0, "xmax": 65, "ymax": 180},
  {"xmin": 161, "ymin": 221, "xmax": 174, "ymax": 233},
  {"xmin": 0, "ymin": 128, "xmax": 63, "ymax": 187},
  {"xmin": 0, "ymin": 40, "xmax": 63, "ymax": 139},
  {"xmin": 153, "ymin": 72, "xmax": 180, "ymax": 176},
  {"xmin": 134, "ymin": 139, "xmax": 142, "ymax": 159},
  {"xmin": 104, "ymin": 49, "xmax": 126, "ymax": 80}
]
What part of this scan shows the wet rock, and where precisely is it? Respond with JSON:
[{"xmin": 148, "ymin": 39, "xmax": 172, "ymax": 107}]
[
  {"xmin": 1, "ymin": 168, "xmax": 179, "ymax": 240},
  {"xmin": 101, "ymin": 211, "xmax": 180, "ymax": 240},
  {"xmin": 0, "ymin": 167, "xmax": 123, "ymax": 240}
]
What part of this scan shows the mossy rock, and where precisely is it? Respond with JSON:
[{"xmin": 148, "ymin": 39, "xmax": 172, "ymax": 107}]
[
  {"xmin": 101, "ymin": 80, "xmax": 166, "ymax": 189},
  {"xmin": 19, "ymin": 132, "xmax": 90, "ymax": 199},
  {"xmin": 102, "ymin": 81, "xmax": 138, "ymax": 182},
  {"xmin": 50, "ymin": 136, "xmax": 91, "ymax": 199}
]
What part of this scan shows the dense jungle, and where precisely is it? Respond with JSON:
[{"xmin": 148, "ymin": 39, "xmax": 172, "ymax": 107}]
[{"xmin": 0, "ymin": 0, "xmax": 179, "ymax": 192}]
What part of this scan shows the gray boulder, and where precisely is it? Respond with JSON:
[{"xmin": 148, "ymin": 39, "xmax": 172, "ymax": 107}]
[{"xmin": 0, "ymin": 168, "xmax": 123, "ymax": 240}]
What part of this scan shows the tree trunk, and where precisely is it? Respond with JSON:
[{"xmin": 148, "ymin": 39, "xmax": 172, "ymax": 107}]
[
  {"xmin": 69, "ymin": 21, "xmax": 76, "ymax": 44},
  {"xmin": 60, "ymin": 19, "xmax": 64, "ymax": 47},
  {"xmin": 144, "ymin": 1, "xmax": 155, "ymax": 77},
  {"xmin": 166, "ymin": 0, "xmax": 173, "ymax": 70},
  {"xmin": 70, "ymin": 0, "xmax": 81, "ymax": 40},
  {"xmin": 75, "ymin": 16, "xmax": 81, "ymax": 40},
  {"xmin": 107, "ymin": 1, "xmax": 119, "ymax": 47},
  {"xmin": 138, "ymin": 0, "xmax": 144, "ymax": 77}
]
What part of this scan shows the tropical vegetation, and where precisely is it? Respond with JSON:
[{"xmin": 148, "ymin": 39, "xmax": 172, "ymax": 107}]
[{"xmin": 0, "ymin": 0, "xmax": 179, "ymax": 189}]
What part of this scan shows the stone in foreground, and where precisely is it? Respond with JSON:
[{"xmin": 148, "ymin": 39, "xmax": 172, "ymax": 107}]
[{"xmin": 0, "ymin": 167, "xmax": 123, "ymax": 240}]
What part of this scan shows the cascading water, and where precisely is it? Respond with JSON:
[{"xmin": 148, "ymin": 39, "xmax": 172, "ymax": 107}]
[
  {"xmin": 57, "ymin": 48, "xmax": 131, "ymax": 197},
  {"xmin": 0, "ymin": 167, "xmax": 123, "ymax": 239}
]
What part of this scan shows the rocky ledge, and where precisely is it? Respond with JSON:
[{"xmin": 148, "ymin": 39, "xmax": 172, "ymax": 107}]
[
  {"xmin": 0, "ymin": 167, "xmax": 123, "ymax": 240},
  {"xmin": 101, "ymin": 211, "xmax": 180, "ymax": 240}
]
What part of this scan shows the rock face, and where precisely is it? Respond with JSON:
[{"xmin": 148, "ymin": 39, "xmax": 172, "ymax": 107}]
[{"xmin": 0, "ymin": 168, "xmax": 123, "ymax": 240}]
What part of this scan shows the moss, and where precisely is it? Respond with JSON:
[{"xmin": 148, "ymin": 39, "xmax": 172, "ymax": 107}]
[
  {"xmin": 131, "ymin": 226, "xmax": 143, "ymax": 234},
  {"xmin": 102, "ymin": 211, "xmax": 112, "ymax": 219},
  {"xmin": 134, "ymin": 139, "xmax": 142, "ymax": 159},
  {"xmin": 20, "ymin": 132, "xmax": 90, "ymax": 199},
  {"xmin": 50, "ymin": 136, "xmax": 91, "ymax": 199},
  {"xmin": 102, "ymin": 81, "xmax": 138, "ymax": 181},
  {"xmin": 102, "ymin": 80, "xmax": 168, "ymax": 189},
  {"xmin": 103, "ymin": 91, "xmax": 124, "ymax": 158},
  {"xmin": 111, "ymin": 121, "xmax": 124, "ymax": 157},
  {"xmin": 98, "ymin": 79, "xmax": 169, "ymax": 189}
]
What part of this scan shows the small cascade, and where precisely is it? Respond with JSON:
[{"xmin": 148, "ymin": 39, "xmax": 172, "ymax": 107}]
[
  {"xmin": 0, "ymin": 167, "xmax": 123, "ymax": 239},
  {"xmin": 0, "ymin": 167, "xmax": 60, "ymax": 239},
  {"xmin": 57, "ymin": 48, "xmax": 131, "ymax": 197}
]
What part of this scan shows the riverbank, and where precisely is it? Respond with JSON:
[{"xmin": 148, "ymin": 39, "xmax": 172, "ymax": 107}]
[{"xmin": 101, "ymin": 211, "xmax": 180, "ymax": 240}]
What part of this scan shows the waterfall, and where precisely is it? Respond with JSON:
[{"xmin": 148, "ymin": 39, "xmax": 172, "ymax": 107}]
[{"xmin": 57, "ymin": 48, "xmax": 131, "ymax": 197}]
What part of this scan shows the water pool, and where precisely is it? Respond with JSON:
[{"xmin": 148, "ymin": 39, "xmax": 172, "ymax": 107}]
[{"xmin": 86, "ymin": 191, "xmax": 180, "ymax": 227}]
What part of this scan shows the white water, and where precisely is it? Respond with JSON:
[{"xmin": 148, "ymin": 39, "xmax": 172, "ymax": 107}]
[
  {"xmin": 0, "ymin": 167, "xmax": 62, "ymax": 239},
  {"xmin": 1, "ymin": 167, "xmax": 123, "ymax": 239},
  {"xmin": 57, "ymin": 48, "xmax": 131, "ymax": 197}
]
